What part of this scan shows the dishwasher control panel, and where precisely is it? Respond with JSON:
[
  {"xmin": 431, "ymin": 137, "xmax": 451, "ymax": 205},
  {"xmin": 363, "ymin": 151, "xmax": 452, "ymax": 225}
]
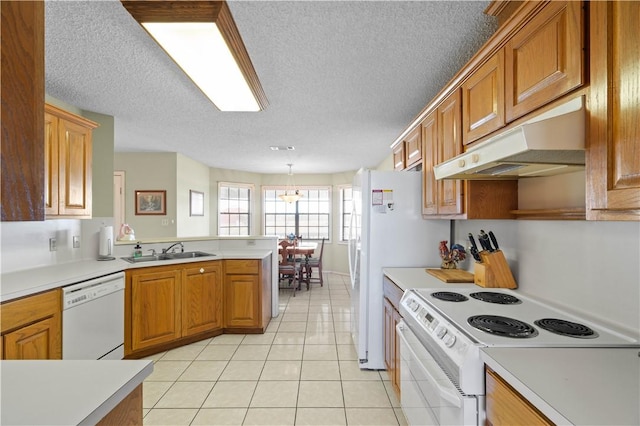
[{"xmin": 62, "ymin": 272, "xmax": 125, "ymax": 309}]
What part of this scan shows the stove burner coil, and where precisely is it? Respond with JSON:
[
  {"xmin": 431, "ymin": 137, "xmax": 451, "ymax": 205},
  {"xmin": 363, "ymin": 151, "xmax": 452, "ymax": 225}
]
[
  {"xmin": 469, "ymin": 292, "xmax": 521, "ymax": 305},
  {"xmin": 431, "ymin": 291, "xmax": 468, "ymax": 302},
  {"xmin": 534, "ymin": 318, "xmax": 598, "ymax": 339},
  {"xmin": 468, "ymin": 315, "xmax": 538, "ymax": 338}
]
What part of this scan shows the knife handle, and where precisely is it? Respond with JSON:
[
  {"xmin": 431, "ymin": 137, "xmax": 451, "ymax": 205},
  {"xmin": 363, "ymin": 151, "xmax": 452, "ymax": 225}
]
[
  {"xmin": 488, "ymin": 231, "xmax": 499, "ymax": 250},
  {"xmin": 468, "ymin": 233, "xmax": 478, "ymax": 250}
]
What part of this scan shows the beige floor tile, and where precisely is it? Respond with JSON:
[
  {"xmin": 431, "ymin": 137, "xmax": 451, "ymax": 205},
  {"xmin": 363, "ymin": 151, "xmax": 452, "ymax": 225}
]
[
  {"xmin": 306, "ymin": 321, "xmax": 335, "ymax": 333},
  {"xmin": 143, "ymin": 408, "xmax": 198, "ymax": 425},
  {"xmin": 155, "ymin": 381, "xmax": 215, "ymax": 408},
  {"xmin": 178, "ymin": 360, "xmax": 227, "ymax": 381},
  {"xmin": 232, "ymin": 344, "xmax": 271, "ymax": 360},
  {"xmin": 383, "ymin": 381, "xmax": 401, "ymax": 408},
  {"xmin": 308, "ymin": 306, "xmax": 331, "ymax": 314},
  {"xmin": 192, "ymin": 337, "xmax": 213, "ymax": 345},
  {"xmin": 339, "ymin": 360, "xmax": 381, "ymax": 381},
  {"xmin": 243, "ymin": 408, "xmax": 295, "ymax": 425},
  {"xmin": 267, "ymin": 344, "xmax": 304, "ymax": 360},
  {"xmin": 143, "ymin": 408, "xmax": 150, "ymax": 417},
  {"xmin": 260, "ymin": 360, "xmax": 301, "ymax": 380},
  {"xmin": 333, "ymin": 312, "xmax": 351, "ymax": 322},
  {"xmin": 250, "ymin": 381, "xmax": 299, "ymax": 407},
  {"xmin": 333, "ymin": 321, "xmax": 351, "ymax": 332},
  {"xmin": 141, "ymin": 351, "xmax": 167, "ymax": 362},
  {"xmin": 197, "ymin": 345, "xmax": 238, "ymax": 361},
  {"xmin": 345, "ymin": 408, "xmax": 399, "ymax": 425},
  {"xmin": 142, "ymin": 381, "xmax": 172, "ymax": 408},
  {"xmin": 145, "ymin": 360, "xmax": 191, "ymax": 381},
  {"xmin": 282, "ymin": 313, "xmax": 308, "ymax": 322},
  {"xmin": 191, "ymin": 408, "xmax": 247, "ymax": 425},
  {"xmin": 219, "ymin": 360, "xmax": 265, "ymax": 381},
  {"xmin": 209, "ymin": 334, "xmax": 245, "ymax": 345},
  {"xmin": 300, "ymin": 360, "xmax": 340, "ymax": 381},
  {"xmin": 242, "ymin": 333, "xmax": 276, "ymax": 345},
  {"xmin": 285, "ymin": 305, "xmax": 311, "ymax": 313},
  {"xmin": 265, "ymin": 321, "xmax": 280, "ymax": 333},
  {"xmin": 277, "ymin": 322, "xmax": 307, "ymax": 332},
  {"xmin": 202, "ymin": 381, "xmax": 257, "ymax": 408},
  {"xmin": 394, "ymin": 407, "xmax": 408, "ymax": 426},
  {"xmin": 304, "ymin": 332, "xmax": 336, "ymax": 345},
  {"xmin": 334, "ymin": 333, "xmax": 353, "ymax": 345},
  {"xmin": 297, "ymin": 381, "xmax": 344, "ymax": 407},
  {"xmin": 273, "ymin": 332, "xmax": 306, "ymax": 345},
  {"xmin": 160, "ymin": 343, "xmax": 206, "ymax": 360},
  {"xmin": 337, "ymin": 344, "xmax": 358, "ymax": 360},
  {"xmin": 303, "ymin": 344, "xmax": 338, "ymax": 361},
  {"xmin": 342, "ymin": 381, "xmax": 391, "ymax": 408},
  {"xmin": 295, "ymin": 408, "xmax": 347, "ymax": 425},
  {"xmin": 307, "ymin": 312, "xmax": 332, "ymax": 322}
]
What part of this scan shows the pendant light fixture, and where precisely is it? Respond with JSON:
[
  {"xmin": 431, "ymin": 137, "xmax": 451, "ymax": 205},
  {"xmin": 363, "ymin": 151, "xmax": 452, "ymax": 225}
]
[
  {"xmin": 279, "ymin": 164, "xmax": 303, "ymax": 203},
  {"xmin": 121, "ymin": 0, "xmax": 268, "ymax": 112}
]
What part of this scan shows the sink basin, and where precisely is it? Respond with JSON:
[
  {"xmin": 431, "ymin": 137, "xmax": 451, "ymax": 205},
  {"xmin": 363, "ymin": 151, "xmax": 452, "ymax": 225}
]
[
  {"xmin": 158, "ymin": 251, "xmax": 215, "ymax": 260},
  {"xmin": 121, "ymin": 251, "xmax": 215, "ymax": 263}
]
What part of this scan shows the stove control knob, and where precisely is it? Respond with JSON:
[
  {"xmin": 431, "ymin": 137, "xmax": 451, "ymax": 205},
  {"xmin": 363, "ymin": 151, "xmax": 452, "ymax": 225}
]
[
  {"xmin": 444, "ymin": 334, "xmax": 456, "ymax": 348},
  {"xmin": 410, "ymin": 300, "xmax": 420, "ymax": 312},
  {"xmin": 435, "ymin": 327, "xmax": 447, "ymax": 339}
]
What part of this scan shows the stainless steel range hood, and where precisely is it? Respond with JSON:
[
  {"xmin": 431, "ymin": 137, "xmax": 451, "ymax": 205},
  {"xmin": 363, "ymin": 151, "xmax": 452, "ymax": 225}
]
[{"xmin": 434, "ymin": 97, "xmax": 585, "ymax": 180}]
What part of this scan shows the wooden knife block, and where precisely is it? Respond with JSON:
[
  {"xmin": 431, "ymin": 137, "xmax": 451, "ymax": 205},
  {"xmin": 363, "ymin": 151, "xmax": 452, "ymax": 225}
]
[{"xmin": 474, "ymin": 250, "xmax": 517, "ymax": 289}]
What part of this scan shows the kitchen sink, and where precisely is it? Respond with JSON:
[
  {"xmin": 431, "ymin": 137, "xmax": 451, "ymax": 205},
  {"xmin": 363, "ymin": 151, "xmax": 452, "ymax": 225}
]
[{"xmin": 121, "ymin": 251, "xmax": 215, "ymax": 263}]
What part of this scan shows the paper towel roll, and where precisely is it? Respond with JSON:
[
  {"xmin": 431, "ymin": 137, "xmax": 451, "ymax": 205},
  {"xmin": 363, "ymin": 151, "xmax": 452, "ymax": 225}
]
[{"xmin": 99, "ymin": 226, "xmax": 114, "ymax": 259}]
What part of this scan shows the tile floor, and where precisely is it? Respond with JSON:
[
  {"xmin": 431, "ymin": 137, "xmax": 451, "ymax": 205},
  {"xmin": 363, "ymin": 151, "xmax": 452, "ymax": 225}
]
[{"xmin": 141, "ymin": 273, "xmax": 408, "ymax": 426}]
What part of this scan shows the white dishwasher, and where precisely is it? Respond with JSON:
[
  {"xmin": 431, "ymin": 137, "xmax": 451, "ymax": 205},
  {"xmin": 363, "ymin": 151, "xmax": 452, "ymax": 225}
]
[{"xmin": 62, "ymin": 271, "xmax": 125, "ymax": 360}]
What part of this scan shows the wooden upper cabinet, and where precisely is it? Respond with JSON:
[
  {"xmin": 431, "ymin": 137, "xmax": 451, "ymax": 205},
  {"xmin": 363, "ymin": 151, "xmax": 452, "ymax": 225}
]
[
  {"xmin": 505, "ymin": 1, "xmax": 584, "ymax": 122},
  {"xmin": 587, "ymin": 1, "xmax": 640, "ymax": 220},
  {"xmin": 404, "ymin": 127, "xmax": 422, "ymax": 168},
  {"xmin": 393, "ymin": 143, "xmax": 405, "ymax": 171},
  {"xmin": 421, "ymin": 112, "xmax": 438, "ymax": 215},
  {"xmin": 437, "ymin": 89, "xmax": 464, "ymax": 215},
  {"xmin": 462, "ymin": 49, "xmax": 505, "ymax": 145},
  {"xmin": 45, "ymin": 104, "xmax": 98, "ymax": 218},
  {"xmin": 1, "ymin": 1, "xmax": 44, "ymax": 221}
]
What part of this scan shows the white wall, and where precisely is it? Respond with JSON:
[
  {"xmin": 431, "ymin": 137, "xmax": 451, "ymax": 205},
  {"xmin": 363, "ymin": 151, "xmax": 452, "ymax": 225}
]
[{"xmin": 177, "ymin": 153, "xmax": 210, "ymax": 237}]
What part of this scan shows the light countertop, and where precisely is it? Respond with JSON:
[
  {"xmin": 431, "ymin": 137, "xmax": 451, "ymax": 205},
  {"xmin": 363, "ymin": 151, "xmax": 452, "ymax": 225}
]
[
  {"xmin": 481, "ymin": 347, "xmax": 640, "ymax": 425},
  {"xmin": 383, "ymin": 267, "xmax": 476, "ymax": 291},
  {"xmin": 1, "ymin": 250, "xmax": 272, "ymax": 302},
  {"xmin": 0, "ymin": 360, "xmax": 153, "ymax": 426}
]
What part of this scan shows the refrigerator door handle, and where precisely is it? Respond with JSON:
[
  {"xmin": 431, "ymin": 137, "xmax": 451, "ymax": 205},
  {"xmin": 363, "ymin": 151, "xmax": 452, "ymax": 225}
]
[{"xmin": 347, "ymin": 204, "xmax": 357, "ymax": 289}]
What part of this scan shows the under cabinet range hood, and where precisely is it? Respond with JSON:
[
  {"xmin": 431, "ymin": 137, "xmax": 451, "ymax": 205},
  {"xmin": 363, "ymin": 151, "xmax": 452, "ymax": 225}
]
[{"xmin": 434, "ymin": 97, "xmax": 586, "ymax": 180}]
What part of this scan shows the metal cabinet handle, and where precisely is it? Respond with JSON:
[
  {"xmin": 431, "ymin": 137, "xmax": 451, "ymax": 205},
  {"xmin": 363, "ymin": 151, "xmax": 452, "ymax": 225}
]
[{"xmin": 200, "ymin": 268, "xmax": 204, "ymax": 273}]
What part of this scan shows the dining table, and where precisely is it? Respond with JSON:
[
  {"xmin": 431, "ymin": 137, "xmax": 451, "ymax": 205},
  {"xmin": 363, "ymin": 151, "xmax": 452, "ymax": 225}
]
[{"xmin": 280, "ymin": 241, "xmax": 317, "ymax": 288}]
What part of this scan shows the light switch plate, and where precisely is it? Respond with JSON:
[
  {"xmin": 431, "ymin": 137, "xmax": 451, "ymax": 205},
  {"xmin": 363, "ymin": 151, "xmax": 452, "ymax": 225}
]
[
  {"xmin": 49, "ymin": 238, "xmax": 57, "ymax": 251},
  {"xmin": 73, "ymin": 236, "xmax": 80, "ymax": 248}
]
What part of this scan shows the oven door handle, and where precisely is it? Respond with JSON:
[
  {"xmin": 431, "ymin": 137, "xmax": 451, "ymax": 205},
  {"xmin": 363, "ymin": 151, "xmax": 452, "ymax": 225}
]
[{"xmin": 397, "ymin": 322, "xmax": 463, "ymax": 408}]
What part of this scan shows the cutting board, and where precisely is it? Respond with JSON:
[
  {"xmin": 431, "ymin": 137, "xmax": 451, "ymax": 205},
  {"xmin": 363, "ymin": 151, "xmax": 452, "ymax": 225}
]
[{"xmin": 426, "ymin": 268, "xmax": 475, "ymax": 283}]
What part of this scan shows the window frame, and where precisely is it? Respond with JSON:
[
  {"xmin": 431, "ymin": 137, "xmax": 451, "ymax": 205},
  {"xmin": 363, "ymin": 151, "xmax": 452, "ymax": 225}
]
[
  {"xmin": 217, "ymin": 181, "xmax": 254, "ymax": 236},
  {"xmin": 338, "ymin": 184, "xmax": 353, "ymax": 243}
]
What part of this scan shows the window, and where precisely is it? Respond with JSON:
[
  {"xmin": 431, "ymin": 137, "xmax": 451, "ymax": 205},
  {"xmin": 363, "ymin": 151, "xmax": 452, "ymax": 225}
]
[
  {"xmin": 218, "ymin": 182, "xmax": 253, "ymax": 236},
  {"xmin": 263, "ymin": 187, "xmax": 331, "ymax": 240},
  {"xmin": 339, "ymin": 185, "xmax": 353, "ymax": 242}
]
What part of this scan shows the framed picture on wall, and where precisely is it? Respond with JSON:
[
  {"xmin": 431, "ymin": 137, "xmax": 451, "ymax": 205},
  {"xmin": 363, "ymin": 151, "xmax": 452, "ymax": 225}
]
[
  {"xmin": 190, "ymin": 190, "xmax": 204, "ymax": 216},
  {"xmin": 135, "ymin": 190, "xmax": 166, "ymax": 215}
]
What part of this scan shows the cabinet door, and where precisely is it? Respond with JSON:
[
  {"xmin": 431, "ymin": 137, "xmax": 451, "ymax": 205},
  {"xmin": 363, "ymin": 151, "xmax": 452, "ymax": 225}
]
[
  {"xmin": 588, "ymin": 1, "xmax": 640, "ymax": 220},
  {"xmin": 421, "ymin": 112, "xmax": 438, "ymax": 215},
  {"xmin": 57, "ymin": 118, "xmax": 92, "ymax": 216},
  {"xmin": 130, "ymin": 269, "xmax": 181, "ymax": 351},
  {"xmin": 505, "ymin": 1, "xmax": 584, "ymax": 122},
  {"xmin": 393, "ymin": 143, "xmax": 405, "ymax": 171},
  {"xmin": 437, "ymin": 89, "xmax": 463, "ymax": 215},
  {"xmin": 3, "ymin": 317, "xmax": 60, "ymax": 360},
  {"xmin": 462, "ymin": 49, "xmax": 505, "ymax": 145},
  {"xmin": 224, "ymin": 274, "xmax": 260, "ymax": 328},
  {"xmin": 404, "ymin": 127, "xmax": 422, "ymax": 168},
  {"xmin": 44, "ymin": 112, "xmax": 59, "ymax": 216},
  {"xmin": 383, "ymin": 297, "xmax": 394, "ymax": 374},
  {"xmin": 182, "ymin": 262, "xmax": 223, "ymax": 337},
  {"xmin": 392, "ymin": 308, "xmax": 402, "ymax": 397}
]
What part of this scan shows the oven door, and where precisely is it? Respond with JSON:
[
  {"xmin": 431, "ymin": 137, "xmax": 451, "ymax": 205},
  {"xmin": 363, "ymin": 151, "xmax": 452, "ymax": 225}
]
[{"xmin": 397, "ymin": 321, "xmax": 480, "ymax": 426}]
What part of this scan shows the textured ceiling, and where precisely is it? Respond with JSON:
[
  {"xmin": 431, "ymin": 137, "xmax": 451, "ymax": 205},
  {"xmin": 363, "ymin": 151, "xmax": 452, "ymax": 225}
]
[{"xmin": 44, "ymin": 0, "xmax": 496, "ymax": 174}]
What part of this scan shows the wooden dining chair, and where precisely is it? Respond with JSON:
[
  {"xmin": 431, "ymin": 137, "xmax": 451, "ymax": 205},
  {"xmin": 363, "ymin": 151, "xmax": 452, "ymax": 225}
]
[
  {"xmin": 278, "ymin": 240, "xmax": 303, "ymax": 296},
  {"xmin": 306, "ymin": 238, "xmax": 325, "ymax": 287}
]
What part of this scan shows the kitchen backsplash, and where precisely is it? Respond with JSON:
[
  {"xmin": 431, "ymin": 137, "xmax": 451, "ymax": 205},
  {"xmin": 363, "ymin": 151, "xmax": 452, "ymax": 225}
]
[{"xmin": 455, "ymin": 219, "xmax": 640, "ymax": 336}]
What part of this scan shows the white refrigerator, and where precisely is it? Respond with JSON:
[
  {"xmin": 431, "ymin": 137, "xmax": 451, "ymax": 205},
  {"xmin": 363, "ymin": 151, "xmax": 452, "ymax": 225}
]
[{"xmin": 348, "ymin": 168, "xmax": 449, "ymax": 370}]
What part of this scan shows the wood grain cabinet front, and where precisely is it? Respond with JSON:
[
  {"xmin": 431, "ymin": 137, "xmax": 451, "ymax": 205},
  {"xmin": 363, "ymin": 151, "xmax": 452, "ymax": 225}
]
[
  {"xmin": 182, "ymin": 262, "xmax": 223, "ymax": 337},
  {"xmin": 224, "ymin": 259, "xmax": 272, "ymax": 333},
  {"xmin": 382, "ymin": 276, "xmax": 404, "ymax": 398},
  {"xmin": 0, "ymin": 289, "xmax": 62, "ymax": 360},
  {"xmin": 45, "ymin": 103, "xmax": 98, "ymax": 218},
  {"xmin": 393, "ymin": 143, "xmax": 406, "ymax": 171}
]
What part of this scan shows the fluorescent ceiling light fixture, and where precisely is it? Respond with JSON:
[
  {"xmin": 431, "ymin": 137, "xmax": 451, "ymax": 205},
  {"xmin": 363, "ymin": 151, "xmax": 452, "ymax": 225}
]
[{"xmin": 121, "ymin": 1, "xmax": 267, "ymax": 112}]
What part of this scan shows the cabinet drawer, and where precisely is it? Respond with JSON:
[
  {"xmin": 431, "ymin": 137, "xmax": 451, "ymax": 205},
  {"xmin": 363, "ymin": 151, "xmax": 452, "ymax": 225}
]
[
  {"xmin": 226, "ymin": 259, "xmax": 259, "ymax": 274},
  {"xmin": 1, "ymin": 289, "xmax": 60, "ymax": 333},
  {"xmin": 383, "ymin": 276, "xmax": 404, "ymax": 311}
]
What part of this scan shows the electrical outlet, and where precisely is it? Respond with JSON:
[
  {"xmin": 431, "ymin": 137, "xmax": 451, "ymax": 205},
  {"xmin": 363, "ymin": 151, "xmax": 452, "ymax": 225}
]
[
  {"xmin": 49, "ymin": 238, "xmax": 57, "ymax": 252},
  {"xmin": 161, "ymin": 219, "xmax": 169, "ymax": 226},
  {"xmin": 73, "ymin": 236, "xmax": 80, "ymax": 248}
]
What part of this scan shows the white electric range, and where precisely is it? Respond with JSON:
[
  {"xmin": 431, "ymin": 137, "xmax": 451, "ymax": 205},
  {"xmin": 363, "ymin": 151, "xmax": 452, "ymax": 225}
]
[{"xmin": 397, "ymin": 287, "xmax": 639, "ymax": 426}]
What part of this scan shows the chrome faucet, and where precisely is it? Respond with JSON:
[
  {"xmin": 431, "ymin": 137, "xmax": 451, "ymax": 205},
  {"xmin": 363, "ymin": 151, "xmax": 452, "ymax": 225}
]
[{"xmin": 162, "ymin": 242, "xmax": 184, "ymax": 254}]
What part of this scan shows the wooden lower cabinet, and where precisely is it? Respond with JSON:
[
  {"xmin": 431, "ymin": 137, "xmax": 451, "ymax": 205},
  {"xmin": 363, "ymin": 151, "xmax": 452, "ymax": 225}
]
[
  {"xmin": 485, "ymin": 367, "xmax": 553, "ymax": 426},
  {"xmin": 0, "ymin": 289, "xmax": 62, "ymax": 360},
  {"xmin": 383, "ymin": 276, "xmax": 404, "ymax": 398},
  {"xmin": 224, "ymin": 259, "xmax": 272, "ymax": 332},
  {"xmin": 182, "ymin": 263, "xmax": 223, "ymax": 336}
]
